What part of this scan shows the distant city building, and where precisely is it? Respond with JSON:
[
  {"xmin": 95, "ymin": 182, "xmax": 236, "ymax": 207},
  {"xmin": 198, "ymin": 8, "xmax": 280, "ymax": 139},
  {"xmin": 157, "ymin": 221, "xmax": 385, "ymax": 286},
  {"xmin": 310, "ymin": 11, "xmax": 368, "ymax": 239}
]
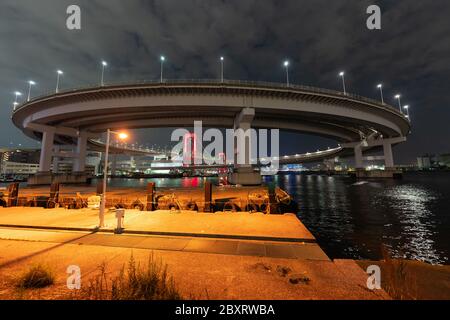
[
  {"xmin": 417, "ymin": 153, "xmax": 450, "ymax": 169},
  {"xmin": 0, "ymin": 148, "xmax": 40, "ymax": 176},
  {"xmin": 1, "ymin": 162, "xmax": 39, "ymax": 175}
]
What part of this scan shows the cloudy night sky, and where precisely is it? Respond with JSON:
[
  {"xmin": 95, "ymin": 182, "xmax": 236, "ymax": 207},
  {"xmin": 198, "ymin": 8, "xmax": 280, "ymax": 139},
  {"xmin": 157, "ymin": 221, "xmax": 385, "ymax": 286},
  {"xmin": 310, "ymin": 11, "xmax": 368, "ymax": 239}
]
[{"xmin": 1, "ymin": 0, "xmax": 449, "ymax": 164}]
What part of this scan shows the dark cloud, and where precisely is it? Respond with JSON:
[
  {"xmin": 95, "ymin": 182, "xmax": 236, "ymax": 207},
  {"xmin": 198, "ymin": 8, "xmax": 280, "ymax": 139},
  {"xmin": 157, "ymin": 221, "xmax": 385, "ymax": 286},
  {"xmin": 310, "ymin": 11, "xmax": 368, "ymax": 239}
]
[{"xmin": 1, "ymin": 0, "xmax": 449, "ymax": 163}]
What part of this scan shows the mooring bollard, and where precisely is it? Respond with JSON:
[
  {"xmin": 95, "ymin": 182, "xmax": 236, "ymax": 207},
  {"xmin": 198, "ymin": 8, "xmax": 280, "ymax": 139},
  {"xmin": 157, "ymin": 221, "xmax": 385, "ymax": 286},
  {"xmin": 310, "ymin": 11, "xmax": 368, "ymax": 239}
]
[
  {"xmin": 204, "ymin": 181, "xmax": 213, "ymax": 212},
  {"xmin": 146, "ymin": 182, "xmax": 156, "ymax": 211},
  {"xmin": 48, "ymin": 182, "xmax": 60, "ymax": 208},
  {"xmin": 115, "ymin": 208, "xmax": 125, "ymax": 233},
  {"xmin": 7, "ymin": 182, "xmax": 19, "ymax": 207}
]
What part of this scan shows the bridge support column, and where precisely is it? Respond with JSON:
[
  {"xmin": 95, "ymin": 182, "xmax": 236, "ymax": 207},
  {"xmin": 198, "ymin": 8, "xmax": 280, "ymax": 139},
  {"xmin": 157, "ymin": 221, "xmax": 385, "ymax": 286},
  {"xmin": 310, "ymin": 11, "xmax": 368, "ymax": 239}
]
[
  {"xmin": 73, "ymin": 131, "xmax": 87, "ymax": 173},
  {"xmin": 229, "ymin": 108, "xmax": 261, "ymax": 185},
  {"xmin": 383, "ymin": 141, "xmax": 394, "ymax": 169},
  {"xmin": 39, "ymin": 129, "xmax": 55, "ymax": 173},
  {"xmin": 354, "ymin": 145, "xmax": 363, "ymax": 169}
]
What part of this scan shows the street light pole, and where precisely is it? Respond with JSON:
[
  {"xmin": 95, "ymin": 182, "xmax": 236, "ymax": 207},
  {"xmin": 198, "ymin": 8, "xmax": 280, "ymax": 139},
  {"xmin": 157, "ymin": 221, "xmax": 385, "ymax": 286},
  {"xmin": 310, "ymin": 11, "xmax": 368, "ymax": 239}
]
[
  {"xmin": 339, "ymin": 72, "xmax": 346, "ymax": 95},
  {"xmin": 284, "ymin": 61, "xmax": 289, "ymax": 87},
  {"xmin": 404, "ymin": 105, "xmax": 410, "ymax": 119},
  {"xmin": 13, "ymin": 91, "xmax": 22, "ymax": 110},
  {"xmin": 27, "ymin": 81, "xmax": 36, "ymax": 101},
  {"xmin": 395, "ymin": 94, "xmax": 402, "ymax": 112},
  {"xmin": 160, "ymin": 56, "xmax": 165, "ymax": 83},
  {"xmin": 99, "ymin": 129, "xmax": 111, "ymax": 228},
  {"xmin": 377, "ymin": 84, "xmax": 384, "ymax": 104},
  {"xmin": 220, "ymin": 56, "xmax": 224, "ymax": 83},
  {"xmin": 101, "ymin": 61, "xmax": 108, "ymax": 86},
  {"xmin": 56, "ymin": 70, "xmax": 63, "ymax": 93},
  {"xmin": 99, "ymin": 130, "xmax": 127, "ymax": 228}
]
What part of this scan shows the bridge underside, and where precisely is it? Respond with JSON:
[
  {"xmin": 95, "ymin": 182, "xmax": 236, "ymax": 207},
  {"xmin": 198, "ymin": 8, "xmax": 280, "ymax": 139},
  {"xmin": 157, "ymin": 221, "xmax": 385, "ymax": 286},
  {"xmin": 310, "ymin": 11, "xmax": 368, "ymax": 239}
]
[{"xmin": 11, "ymin": 82, "xmax": 411, "ymax": 184}]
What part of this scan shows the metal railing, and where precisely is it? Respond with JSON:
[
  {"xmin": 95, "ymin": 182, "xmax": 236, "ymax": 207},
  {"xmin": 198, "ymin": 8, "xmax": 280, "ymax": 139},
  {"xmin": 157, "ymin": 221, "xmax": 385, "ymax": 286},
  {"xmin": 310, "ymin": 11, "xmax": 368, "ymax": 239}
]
[{"xmin": 13, "ymin": 78, "xmax": 408, "ymax": 118}]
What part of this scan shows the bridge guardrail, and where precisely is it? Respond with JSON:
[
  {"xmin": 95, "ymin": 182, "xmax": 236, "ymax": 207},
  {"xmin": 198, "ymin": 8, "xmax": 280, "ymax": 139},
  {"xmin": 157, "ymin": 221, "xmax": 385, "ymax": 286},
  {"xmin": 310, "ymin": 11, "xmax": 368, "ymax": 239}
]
[{"xmin": 12, "ymin": 79, "xmax": 407, "ymax": 118}]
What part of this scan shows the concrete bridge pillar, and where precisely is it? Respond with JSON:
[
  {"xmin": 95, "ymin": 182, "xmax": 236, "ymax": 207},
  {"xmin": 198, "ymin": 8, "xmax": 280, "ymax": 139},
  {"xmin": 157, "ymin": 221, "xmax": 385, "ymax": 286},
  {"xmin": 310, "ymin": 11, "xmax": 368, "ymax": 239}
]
[
  {"xmin": 73, "ymin": 131, "xmax": 87, "ymax": 173},
  {"xmin": 354, "ymin": 145, "xmax": 364, "ymax": 169},
  {"xmin": 229, "ymin": 107, "xmax": 261, "ymax": 185},
  {"xmin": 383, "ymin": 141, "xmax": 394, "ymax": 168},
  {"xmin": 39, "ymin": 128, "xmax": 55, "ymax": 173}
]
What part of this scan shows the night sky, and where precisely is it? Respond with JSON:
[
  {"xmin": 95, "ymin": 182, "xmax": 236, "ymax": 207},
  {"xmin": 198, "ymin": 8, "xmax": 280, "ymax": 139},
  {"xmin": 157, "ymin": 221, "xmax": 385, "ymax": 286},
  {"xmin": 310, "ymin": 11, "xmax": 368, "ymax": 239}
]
[{"xmin": 1, "ymin": 0, "xmax": 449, "ymax": 164}]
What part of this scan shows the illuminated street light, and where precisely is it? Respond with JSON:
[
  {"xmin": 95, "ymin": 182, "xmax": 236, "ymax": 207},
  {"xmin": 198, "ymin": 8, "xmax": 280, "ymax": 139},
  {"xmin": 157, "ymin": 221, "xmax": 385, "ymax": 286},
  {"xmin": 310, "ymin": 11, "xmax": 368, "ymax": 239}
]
[
  {"xmin": 99, "ymin": 129, "xmax": 128, "ymax": 227},
  {"xmin": 160, "ymin": 56, "xmax": 165, "ymax": 83},
  {"xmin": 377, "ymin": 83, "xmax": 384, "ymax": 104},
  {"xmin": 56, "ymin": 70, "xmax": 63, "ymax": 93},
  {"xmin": 403, "ymin": 105, "xmax": 410, "ymax": 119},
  {"xmin": 339, "ymin": 71, "xmax": 346, "ymax": 95},
  {"xmin": 283, "ymin": 60, "xmax": 290, "ymax": 87},
  {"xmin": 26, "ymin": 81, "xmax": 36, "ymax": 102},
  {"xmin": 220, "ymin": 56, "xmax": 224, "ymax": 83},
  {"xmin": 395, "ymin": 94, "xmax": 402, "ymax": 112},
  {"xmin": 101, "ymin": 61, "xmax": 108, "ymax": 86}
]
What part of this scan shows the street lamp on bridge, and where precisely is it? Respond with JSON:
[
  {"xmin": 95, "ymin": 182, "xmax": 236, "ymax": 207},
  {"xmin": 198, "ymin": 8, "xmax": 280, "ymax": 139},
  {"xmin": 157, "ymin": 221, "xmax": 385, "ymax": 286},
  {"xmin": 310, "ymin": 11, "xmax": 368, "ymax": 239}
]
[
  {"xmin": 101, "ymin": 61, "xmax": 108, "ymax": 86},
  {"xmin": 339, "ymin": 71, "xmax": 347, "ymax": 95},
  {"xmin": 13, "ymin": 91, "xmax": 22, "ymax": 110},
  {"xmin": 220, "ymin": 56, "xmax": 224, "ymax": 83},
  {"xmin": 377, "ymin": 83, "xmax": 384, "ymax": 104},
  {"xmin": 99, "ymin": 129, "xmax": 128, "ymax": 228},
  {"xmin": 55, "ymin": 70, "xmax": 64, "ymax": 93},
  {"xmin": 395, "ymin": 94, "xmax": 402, "ymax": 113},
  {"xmin": 27, "ymin": 81, "xmax": 36, "ymax": 101},
  {"xmin": 160, "ymin": 56, "xmax": 165, "ymax": 83},
  {"xmin": 283, "ymin": 60, "xmax": 290, "ymax": 87},
  {"xmin": 403, "ymin": 105, "xmax": 410, "ymax": 119}
]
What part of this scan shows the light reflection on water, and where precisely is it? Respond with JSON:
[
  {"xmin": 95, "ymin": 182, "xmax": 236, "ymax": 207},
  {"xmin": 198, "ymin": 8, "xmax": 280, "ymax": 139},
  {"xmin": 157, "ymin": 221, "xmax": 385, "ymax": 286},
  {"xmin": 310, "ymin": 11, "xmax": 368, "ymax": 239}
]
[{"xmin": 264, "ymin": 172, "xmax": 449, "ymax": 265}]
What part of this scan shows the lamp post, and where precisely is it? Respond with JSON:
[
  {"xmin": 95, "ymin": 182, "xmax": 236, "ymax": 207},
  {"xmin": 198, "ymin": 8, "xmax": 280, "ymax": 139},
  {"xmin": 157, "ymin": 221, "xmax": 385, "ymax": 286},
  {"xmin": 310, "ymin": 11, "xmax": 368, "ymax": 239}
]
[
  {"xmin": 339, "ymin": 71, "xmax": 346, "ymax": 95},
  {"xmin": 160, "ymin": 56, "xmax": 165, "ymax": 83},
  {"xmin": 403, "ymin": 105, "xmax": 410, "ymax": 119},
  {"xmin": 220, "ymin": 56, "xmax": 224, "ymax": 83},
  {"xmin": 377, "ymin": 84, "xmax": 384, "ymax": 104},
  {"xmin": 56, "ymin": 70, "xmax": 63, "ymax": 93},
  {"xmin": 283, "ymin": 60, "xmax": 290, "ymax": 87},
  {"xmin": 395, "ymin": 94, "xmax": 402, "ymax": 112},
  {"xmin": 13, "ymin": 91, "xmax": 22, "ymax": 110},
  {"xmin": 99, "ymin": 129, "xmax": 128, "ymax": 228},
  {"xmin": 27, "ymin": 81, "xmax": 36, "ymax": 101},
  {"xmin": 101, "ymin": 61, "xmax": 108, "ymax": 86}
]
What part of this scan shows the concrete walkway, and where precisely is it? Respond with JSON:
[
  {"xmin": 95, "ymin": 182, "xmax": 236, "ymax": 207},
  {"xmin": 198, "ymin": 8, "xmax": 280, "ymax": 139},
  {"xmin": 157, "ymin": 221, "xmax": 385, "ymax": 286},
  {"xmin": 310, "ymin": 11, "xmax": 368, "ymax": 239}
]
[
  {"xmin": 0, "ymin": 208, "xmax": 315, "ymax": 241},
  {"xmin": 0, "ymin": 227, "xmax": 329, "ymax": 261}
]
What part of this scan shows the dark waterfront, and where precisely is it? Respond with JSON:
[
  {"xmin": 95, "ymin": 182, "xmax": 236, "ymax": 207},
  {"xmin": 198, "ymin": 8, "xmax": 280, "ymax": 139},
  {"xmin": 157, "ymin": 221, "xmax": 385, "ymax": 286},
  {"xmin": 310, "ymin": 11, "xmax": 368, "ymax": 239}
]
[
  {"xmin": 266, "ymin": 172, "xmax": 450, "ymax": 265},
  {"xmin": 5, "ymin": 172, "xmax": 447, "ymax": 264},
  {"xmin": 93, "ymin": 171, "xmax": 450, "ymax": 265}
]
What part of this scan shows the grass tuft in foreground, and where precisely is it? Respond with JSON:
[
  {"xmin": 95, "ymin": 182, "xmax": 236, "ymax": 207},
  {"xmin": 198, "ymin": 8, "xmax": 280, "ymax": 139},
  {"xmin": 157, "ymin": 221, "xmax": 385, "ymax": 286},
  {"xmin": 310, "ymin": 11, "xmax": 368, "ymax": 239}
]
[
  {"xmin": 79, "ymin": 253, "xmax": 181, "ymax": 300},
  {"xmin": 16, "ymin": 264, "xmax": 55, "ymax": 289}
]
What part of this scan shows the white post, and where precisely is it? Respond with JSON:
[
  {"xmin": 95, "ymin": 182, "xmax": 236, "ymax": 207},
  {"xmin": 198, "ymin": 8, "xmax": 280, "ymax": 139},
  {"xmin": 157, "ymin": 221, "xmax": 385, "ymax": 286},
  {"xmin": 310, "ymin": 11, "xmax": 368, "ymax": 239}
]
[
  {"xmin": 378, "ymin": 85, "xmax": 384, "ymax": 104},
  {"xmin": 55, "ymin": 71, "xmax": 63, "ymax": 93},
  {"xmin": 99, "ymin": 129, "xmax": 111, "ymax": 228},
  {"xmin": 220, "ymin": 57, "xmax": 224, "ymax": 83},
  {"xmin": 341, "ymin": 74, "xmax": 346, "ymax": 95},
  {"xmin": 101, "ymin": 65, "xmax": 105, "ymax": 86},
  {"xmin": 160, "ymin": 56, "xmax": 165, "ymax": 83},
  {"xmin": 286, "ymin": 66, "xmax": 289, "ymax": 87}
]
